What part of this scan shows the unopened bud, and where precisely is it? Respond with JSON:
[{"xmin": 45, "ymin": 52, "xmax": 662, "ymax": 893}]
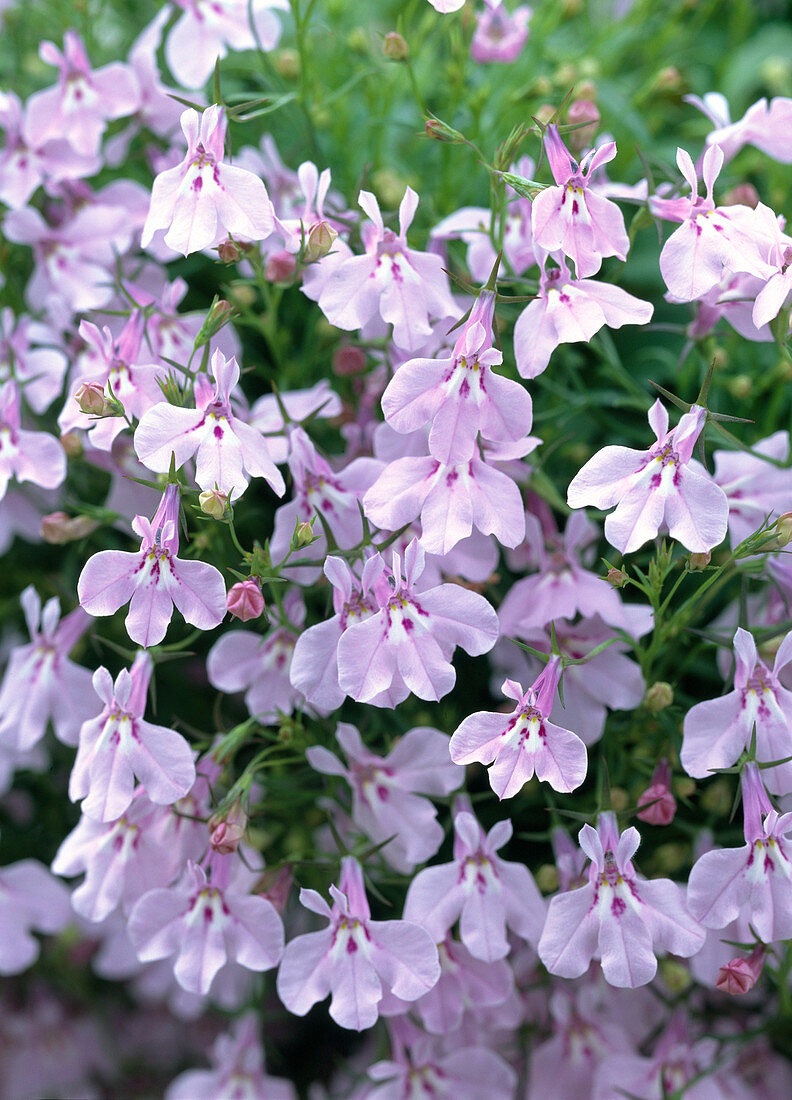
[
  {"xmin": 199, "ymin": 488, "xmax": 228, "ymax": 519},
  {"xmin": 716, "ymin": 946, "xmax": 765, "ymax": 995},
  {"xmin": 332, "ymin": 344, "xmax": 367, "ymax": 376},
  {"xmin": 659, "ymin": 958, "xmax": 692, "ymax": 994},
  {"xmin": 194, "ymin": 297, "xmax": 233, "ymax": 348},
  {"xmin": 722, "ymin": 182, "xmax": 760, "ymax": 209},
  {"xmin": 605, "ymin": 566, "xmax": 629, "ymax": 588},
  {"xmin": 773, "ymin": 511, "xmax": 792, "ymax": 549},
  {"xmin": 655, "ymin": 65, "xmax": 682, "ymax": 92},
  {"xmin": 217, "ymin": 238, "xmax": 241, "ymax": 263},
  {"xmin": 688, "ymin": 550, "xmax": 711, "ymax": 571},
  {"xmin": 303, "ymin": 220, "xmax": 338, "ymax": 263},
  {"xmin": 74, "ymin": 381, "xmax": 115, "ymax": 417},
  {"xmin": 645, "ymin": 681, "xmax": 674, "ymax": 713},
  {"xmin": 383, "ymin": 31, "xmax": 409, "ymax": 61},
  {"xmin": 534, "ymin": 103, "xmax": 556, "ymax": 126},
  {"xmin": 425, "ymin": 116, "xmax": 466, "ymax": 143},
  {"xmin": 535, "ymin": 864, "xmax": 559, "ymax": 894},
  {"xmin": 265, "ymin": 250, "xmax": 297, "ymax": 283},
  {"xmin": 566, "ymin": 99, "xmax": 600, "ymax": 152},
  {"xmin": 60, "ymin": 431, "xmax": 83, "ymax": 457},
  {"xmin": 294, "ymin": 517, "xmax": 317, "ymax": 548},
  {"xmin": 226, "ymin": 578, "xmax": 266, "ymax": 622},
  {"xmin": 275, "ymin": 48, "xmax": 300, "ymax": 80},
  {"xmin": 256, "ymin": 865, "xmax": 293, "ymax": 914},
  {"xmin": 209, "ymin": 799, "xmax": 248, "ymax": 855},
  {"xmin": 40, "ymin": 511, "xmax": 99, "ymax": 544},
  {"xmin": 637, "ymin": 760, "xmax": 677, "ymax": 826},
  {"xmin": 610, "ymin": 786, "xmax": 629, "ymax": 812}
]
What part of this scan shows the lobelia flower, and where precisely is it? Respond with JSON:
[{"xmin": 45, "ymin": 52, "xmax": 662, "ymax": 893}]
[
  {"xmin": 636, "ymin": 759, "xmax": 677, "ymax": 826},
  {"xmin": 538, "ymin": 812, "xmax": 704, "ymax": 988},
  {"xmin": 25, "ymin": 31, "xmax": 139, "ymax": 158},
  {"xmin": 470, "ymin": 0, "xmax": 532, "ymax": 64},
  {"xmin": 450, "ymin": 657, "xmax": 588, "ymax": 797},
  {"xmin": 140, "ymin": 105, "xmax": 276, "ymax": 256},
  {"xmin": 713, "ymin": 429, "xmax": 791, "ymax": 547},
  {"xmin": 134, "ymin": 349, "xmax": 285, "ymax": 502},
  {"xmin": 0, "ymin": 380, "xmax": 65, "ymax": 501},
  {"xmin": 427, "ymin": 0, "xmax": 466, "ymax": 11},
  {"xmin": 165, "ymin": 1013, "xmax": 296, "ymax": 1100},
  {"xmin": 314, "ymin": 187, "xmax": 458, "ymax": 352},
  {"xmin": 335, "ymin": 539, "xmax": 500, "ymax": 707},
  {"xmin": 69, "ymin": 651, "xmax": 196, "ymax": 823},
  {"xmin": 680, "ymin": 628, "xmax": 792, "ymax": 794},
  {"xmin": 567, "ymin": 399, "xmax": 729, "ymax": 555},
  {"xmin": 749, "ymin": 202, "xmax": 792, "ymax": 328},
  {"xmin": 380, "ymin": 289, "xmax": 533, "ymax": 464},
  {"xmin": 277, "ymin": 855, "xmax": 439, "ymax": 1031},
  {"xmin": 650, "ymin": 145, "xmax": 774, "ymax": 301},
  {"xmin": 687, "ymin": 763, "xmax": 792, "ymax": 943},
  {"xmin": 0, "ymin": 308, "xmax": 68, "ymax": 415},
  {"xmin": 685, "ymin": 91, "xmax": 792, "ymax": 164},
  {"xmin": 163, "ymin": 0, "xmax": 288, "ymax": 89},
  {"xmin": 128, "ymin": 849, "xmax": 284, "ymax": 996},
  {"xmin": 531, "ymin": 125, "xmax": 629, "ymax": 278},
  {"xmin": 0, "ymin": 859, "xmax": 73, "ymax": 974},
  {"xmin": 0, "ymin": 586, "xmax": 95, "ymax": 752},
  {"xmin": 306, "ymin": 724, "xmax": 462, "ymax": 873},
  {"xmin": 78, "ymin": 483, "xmax": 227, "ymax": 648},
  {"xmin": 403, "ymin": 806, "xmax": 546, "ymax": 962},
  {"xmin": 513, "ymin": 249, "xmax": 653, "ymax": 378}
]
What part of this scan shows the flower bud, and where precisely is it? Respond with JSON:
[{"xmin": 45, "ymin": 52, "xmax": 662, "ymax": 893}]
[
  {"xmin": 716, "ymin": 946, "xmax": 765, "ymax": 995},
  {"xmin": 332, "ymin": 344, "xmax": 367, "ymax": 376},
  {"xmin": 383, "ymin": 31, "xmax": 409, "ymax": 61},
  {"xmin": 226, "ymin": 578, "xmax": 266, "ymax": 622},
  {"xmin": 74, "ymin": 382, "xmax": 114, "ymax": 417},
  {"xmin": 722, "ymin": 182, "xmax": 760, "ymax": 209},
  {"xmin": 566, "ymin": 99, "xmax": 600, "ymax": 152},
  {"xmin": 295, "ymin": 518, "xmax": 317, "ymax": 548},
  {"xmin": 637, "ymin": 760, "xmax": 677, "ymax": 826},
  {"xmin": 654, "ymin": 65, "xmax": 682, "ymax": 92},
  {"xmin": 689, "ymin": 550, "xmax": 711, "ymax": 571},
  {"xmin": 265, "ymin": 250, "xmax": 297, "ymax": 283},
  {"xmin": 256, "ymin": 865, "xmax": 293, "ymax": 914},
  {"xmin": 194, "ymin": 297, "xmax": 234, "ymax": 348},
  {"xmin": 645, "ymin": 681, "xmax": 674, "ymax": 713},
  {"xmin": 605, "ymin": 566, "xmax": 629, "ymax": 588},
  {"xmin": 773, "ymin": 511, "xmax": 792, "ymax": 549},
  {"xmin": 303, "ymin": 220, "xmax": 338, "ymax": 263},
  {"xmin": 40, "ymin": 512, "xmax": 100, "ymax": 544},
  {"xmin": 217, "ymin": 238, "xmax": 241, "ymax": 263},
  {"xmin": 425, "ymin": 117, "xmax": 466, "ymax": 143},
  {"xmin": 60, "ymin": 431, "xmax": 83, "ymax": 457},
  {"xmin": 275, "ymin": 48, "xmax": 300, "ymax": 80},
  {"xmin": 534, "ymin": 104, "xmax": 557, "ymax": 126},
  {"xmin": 209, "ymin": 799, "xmax": 248, "ymax": 855},
  {"xmin": 199, "ymin": 488, "xmax": 228, "ymax": 519}
]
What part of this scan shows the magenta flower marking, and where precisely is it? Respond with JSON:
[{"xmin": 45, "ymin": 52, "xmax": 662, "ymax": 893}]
[
  {"xmin": 134, "ymin": 349, "xmax": 285, "ymax": 501},
  {"xmin": 78, "ymin": 483, "xmax": 227, "ymax": 648},
  {"xmin": 403, "ymin": 807, "xmax": 545, "ymax": 961},
  {"xmin": 277, "ymin": 856, "xmax": 440, "ymax": 1031},
  {"xmin": 450, "ymin": 658, "xmax": 588, "ymax": 798},
  {"xmin": 538, "ymin": 812, "xmax": 704, "ymax": 988},
  {"xmin": 681, "ymin": 628, "xmax": 792, "ymax": 794},
  {"xmin": 141, "ymin": 105, "xmax": 276, "ymax": 256},
  {"xmin": 531, "ymin": 125, "xmax": 629, "ymax": 278},
  {"xmin": 567, "ymin": 400, "xmax": 729, "ymax": 554},
  {"xmin": 687, "ymin": 764, "xmax": 792, "ymax": 944},
  {"xmin": 69, "ymin": 651, "xmax": 196, "ymax": 822}
]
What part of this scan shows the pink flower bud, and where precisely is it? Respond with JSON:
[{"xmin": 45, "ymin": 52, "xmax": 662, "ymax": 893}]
[
  {"xmin": 199, "ymin": 488, "xmax": 228, "ymax": 519},
  {"xmin": 332, "ymin": 344, "xmax": 368, "ymax": 376},
  {"xmin": 257, "ymin": 864, "xmax": 293, "ymax": 914},
  {"xmin": 74, "ymin": 381, "xmax": 113, "ymax": 417},
  {"xmin": 304, "ymin": 220, "xmax": 338, "ymax": 263},
  {"xmin": 40, "ymin": 511, "xmax": 99, "ymax": 544},
  {"xmin": 265, "ymin": 250, "xmax": 297, "ymax": 283},
  {"xmin": 566, "ymin": 99, "xmax": 600, "ymax": 153},
  {"xmin": 689, "ymin": 550, "xmax": 711, "ymax": 571},
  {"xmin": 208, "ymin": 799, "xmax": 248, "ymax": 855},
  {"xmin": 226, "ymin": 578, "xmax": 265, "ymax": 622},
  {"xmin": 716, "ymin": 945, "xmax": 765, "ymax": 995},
  {"xmin": 217, "ymin": 238, "xmax": 241, "ymax": 263},
  {"xmin": 383, "ymin": 31, "xmax": 409, "ymax": 61},
  {"xmin": 637, "ymin": 759, "xmax": 677, "ymax": 826},
  {"xmin": 605, "ymin": 566, "xmax": 629, "ymax": 588},
  {"xmin": 722, "ymin": 183, "xmax": 760, "ymax": 209}
]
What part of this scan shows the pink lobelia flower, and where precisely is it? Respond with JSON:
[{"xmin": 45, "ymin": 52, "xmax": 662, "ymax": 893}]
[
  {"xmin": 687, "ymin": 763, "xmax": 792, "ymax": 943},
  {"xmin": 163, "ymin": 0, "xmax": 288, "ymax": 90},
  {"xmin": 403, "ymin": 806, "xmax": 545, "ymax": 961},
  {"xmin": 567, "ymin": 400, "xmax": 729, "ymax": 555},
  {"xmin": 165, "ymin": 1012, "xmax": 296, "ymax": 1100},
  {"xmin": 470, "ymin": 0, "xmax": 532, "ymax": 64},
  {"xmin": 538, "ymin": 812, "xmax": 704, "ymax": 988},
  {"xmin": 531, "ymin": 125, "xmax": 629, "ymax": 278},
  {"xmin": 680, "ymin": 628, "xmax": 792, "ymax": 794},
  {"xmin": 128, "ymin": 849, "xmax": 284, "ymax": 996},
  {"xmin": 427, "ymin": 0, "xmax": 466, "ymax": 11},
  {"xmin": 650, "ymin": 145, "xmax": 774, "ymax": 301},
  {"xmin": 450, "ymin": 657, "xmax": 588, "ymax": 798},
  {"xmin": 69, "ymin": 651, "xmax": 196, "ymax": 822},
  {"xmin": 380, "ymin": 289, "xmax": 533, "ymax": 465},
  {"xmin": 276, "ymin": 855, "xmax": 440, "ymax": 1031},
  {"xmin": 636, "ymin": 759, "xmax": 677, "ymax": 826},
  {"xmin": 25, "ymin": 31, "xmax": 139, "ymax": 158},
  {"xmin": 685, "ymin": 91, "xmax": 792, "ymax": 165},
  {"xmin": 78, "ymin": 483, "xmax": 227, "ymax": 647},
  {"xmin": 134, "ymin": 349, "xmax": 285, "ymax": 502},
  {"xmin": 713, "ymin": 429, "xmax": 792, "ymax": 547},
  {"xmin": 0, "ymin": 859, "xmax": 73, "ymax": 974},
  {"xmin": 314, "ymin": 188, "xmax": 458, "ymax": 352},
  {"xmin": 0, "ymin": 308, "xmax": 68, "ymax": 416},
  {"xmin": 513, "ymin": 250, "xmax": 653, "ymax": 378},
  {"xmin": 140, "ymin": 105, "xmax": 276, "ymax": 256},
  {"xmin": 0, "ymin": 586, "xmax": 95, "ymax": 752},
  {"xmin": 0, "ymin": 380, "xmax": 65, "ymax": 501},
  {"xmin": 306, "ymin": 723, "xmax": 462, "ymax": 873},
  {"xmin": 336, "ymin": 539, "xmax": 500, "ymax": 707}
]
